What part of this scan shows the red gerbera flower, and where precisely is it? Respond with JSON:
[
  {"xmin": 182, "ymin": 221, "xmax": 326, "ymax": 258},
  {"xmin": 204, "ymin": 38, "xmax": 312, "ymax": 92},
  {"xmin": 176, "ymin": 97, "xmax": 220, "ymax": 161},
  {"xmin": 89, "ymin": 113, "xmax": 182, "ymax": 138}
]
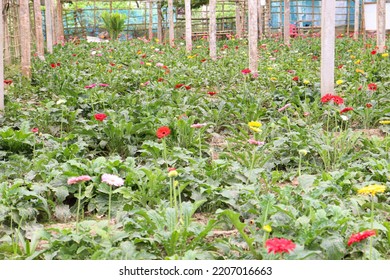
[
  {"xmin": 207, "ymin": 91, "xmax": 217, "ymax": 96},
  {"xmin": 94, "ymin": 113, "xmax": 107, "ymax": 122},
  {"xmin": 338, "ymin": 64, "xmax": 344, "ymax": 69},
  {"xmin": 371, "ymin": 50, "xmax": 377, "ymax": 55},
  {"xmin": 265, "ymin": 238, "xmax": 296, "ymax": 254},
  {"xmin": 175, "ymin": 83, "xmax": 185, "ymax": 89},
  {"xmin": 347, "ymin": 230, "xmax": 376, "ymax": 246},
  {"xmin": 321, "ymin": 93, "xmax": 334, "ymax": 103},
  {"xmin": 368, "ymin": 83, "xmax": 377, "ymax": 91},
  {"xmin": 185, "ymin": 85, "xmax": 191, "ymax": 90},
  {"xmin": 56, "ymin": 62, "xmax": 61, "ymax": 67},
  {"xmin": 156, "ymin": 126, "xmax": 171, "ymax": 139},
  {"xmin": 366, "ymin": 103, "xmax": 373, "ymax": 108},
  {"xmin": 200, "ymin": 58, "xmax": 207, "ymax": 63},
  {"xmin": 340, "ymin": 107, "xmax": 354, "ymax": 114},
  {"xmin": 31, "ymin": 127, "xmax": 39, "ymax": 133},
  {"xmin": 157, "ymin": 77, "xmax": 164, "ymax": 82},
  {"xmin": 332, "ymin": 95, "xmax": 344, "ymax": 105},
  {"xmin": 4, "ymin": 79, "xmax": 12, "ymax": 85},
  {"xmin": 292, "ymin": 76, "xmax": 299, "ymax": 81},
  {"xmin": 241, "ymin": 68, "xmax": 251, "ymax": 75},
  {"xmin": 50, "ymin": 63, "xmax": 57, "ymax": 68}
]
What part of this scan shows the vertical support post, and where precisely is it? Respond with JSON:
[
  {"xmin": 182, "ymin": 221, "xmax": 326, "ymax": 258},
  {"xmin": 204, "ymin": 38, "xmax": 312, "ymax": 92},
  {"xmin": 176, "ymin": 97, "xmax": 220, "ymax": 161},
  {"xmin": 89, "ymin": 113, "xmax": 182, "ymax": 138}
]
[
  {"xmin": 236, "ymin": 1, "xmax": 242, "ymax": 38},
  {"xmin": 57, "ymin": 0, "xmax": 64, "ymax": 42},
  {"xmin": 185, "ymin": 0, "xmax": 192, "ymax": 51},
  {"xmin": 347, "ymin": 0, "xmax": 351, "ymax": 35},
  {"xmin": 248, "ymin": 0, "xmax": 258, "ymax": 73},
  {"xmin": 45, "ymin": 0, "xmax": 53, "ymax": 53},
  {"xmin": 20, "ymin": 0, "xmax": 31, "ymax": 78},
  {"xmin": 209, "ymin": 0, "xmax": 217, "ymax": 60},
  {"xmin": 377, "ymin": 0, "xmax": 386, "ymax": 53},
  {"xmin": 353, "ymin": 0, "xmax": 360, "ymax": 40},
  {"xmin": 0, "ymin": 0, "xmax": 4, "ymax": 113},
  {"xmin": 284, "ymin": 0, "xmax": 290, "ymax": 45},
  {"xmin": 51, "ymin": 0, "xmax": 57, "ymax": 45},
  {"xmin": 148, "ymin": 0, "xmax": 153, "ymax": 40},
  {"xmin": 265, "ymin": 0, "xmax": 271, "ymax": 36},
  {"xmin": 168, "ymin": 0, "xmax": 174, "ymax": 46},
  {"xmin": 258, "ymin": 0, "xmax": 263, "ymax": 39},
  {"xmin": 320, "ymin": 0, "xmax": 336, "ymax": 96},
  {"xmin": 157, "ymin": 1, "xmax": 163, "ymax": 43},
  {"xmin": 33, "ymin": 0, "xmax": 45, "ymax": 59}
]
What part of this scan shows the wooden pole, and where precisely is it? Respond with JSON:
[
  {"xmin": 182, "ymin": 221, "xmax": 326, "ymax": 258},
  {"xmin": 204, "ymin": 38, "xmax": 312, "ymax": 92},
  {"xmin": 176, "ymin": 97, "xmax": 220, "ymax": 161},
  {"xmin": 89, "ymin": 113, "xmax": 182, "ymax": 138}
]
[
  {"xmin": 57, "ymin": 0, "xmax": 64, "ymax": 42},
  {"xmin": 284, "ymin": 0, "xmax": 290, "ymax": 45},
  {"xmin": 168, "ymin": 0, "xmax": 174, "ymax": 46},
  {"xmin": 148, "ymin": 0, "xmax": 153, "ymax": 40},
  {"xmin": 45, "ymin": 0, "xmax": 53, "ymax": 53},
  {"xmin": 320, "ymin": 0, "xmax": 336, "ymax": 96},
  {"xmin": 209, "ymin": 0, "xmax": 217, "ymax": 60},
  {"xmin": 235, "ymin": 1, "xmax": 242, "ymax": 38},
  {"xmin": 157, "ymin": 1, "xmax": 163, "ymax": 43},
  {"xmin": 0, "ymin": 0, "xmax": 4, "ymax": 113},
  {"xmin": 20, "ymin": 0, "xmax": 31, "ymax": 78},
  {"xmin": 185, "ymin": 0, "xmax": 192, "ymax": 51},
  {"xmin": 258, "ymin": 0, "xmax": 263, "ymax": 39},
  {"xmin": 377, "ymin": 0, "xmax": 386, "ymax": 53},
  {"xmin": 248, "ymin": 0, "xmax": 258, "ymax": 73},
  {"xmin": 353, "ymin": 0, "xmax": 360, "ymax": 40},
  {"xmin": 51, "ymin": 0, "xmax": 57, "ymax": 45},
  {"xmin": 33, "ymin": 0, "xmax": 45, "ymax": 58}
]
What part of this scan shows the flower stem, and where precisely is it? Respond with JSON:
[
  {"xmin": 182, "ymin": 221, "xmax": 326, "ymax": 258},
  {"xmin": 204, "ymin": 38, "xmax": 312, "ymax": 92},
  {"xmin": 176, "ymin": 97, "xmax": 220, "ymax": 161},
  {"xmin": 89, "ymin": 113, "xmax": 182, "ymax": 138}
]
[
  {"xmin": 298, "ymin": 154, "xmax": 302, "ymax": 177},
  {"xmin": 162, "ymin": 138, "xmax": 168, "ymax": 169},
  {"xmin": 369, "ymin": 195, "xmax": 375, "ymax": 260},
  {"xmin": 108, "ymin": 185, "xmax": 112, "ymax": 223},
  {"xmin": 198, "ymin": 132, "xmax": 202, "ymax": 160},
  {"xmin": 76, "ymin": 183, "xmax": 82, "ymax": 233}
]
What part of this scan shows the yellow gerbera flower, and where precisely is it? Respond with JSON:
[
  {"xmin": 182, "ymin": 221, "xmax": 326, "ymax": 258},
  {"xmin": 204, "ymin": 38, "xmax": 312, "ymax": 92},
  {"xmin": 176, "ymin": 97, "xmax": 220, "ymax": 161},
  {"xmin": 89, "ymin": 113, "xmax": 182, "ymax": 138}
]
[
  {"xmin": 248, "ymin": 121, "xmax": 262, "ymax": 133},
  {"xmin": 354, "ymin": 59, "xmax": 361, "ymax": 64},
  {"xmin": 336, "ymin": 79, "xmax": 344, "ymax": 85},
  {"xmin": 379, "ymin": 120, "xmax": 390, "ymax": 124},
  {"xmin": 270, "ymin": 77, "xmax": 277, "ymax": 81},
  {"xmin": 382, "ymin": 53, "xmax": 389, "ymax": 57},
  {"xmin": 357, "ymin": 184, "xmax": 386, "ymax": 196},
  {"xmin": 303, "ymin": 80, "xmax": 310, "ymax": 84},
  {"xmin": 263, "ymin": 225, "xmax": 272, "ymax": 233},
  {"xmin": 355, "ymin": 69, "xmax": 364, "ymax": 74}
]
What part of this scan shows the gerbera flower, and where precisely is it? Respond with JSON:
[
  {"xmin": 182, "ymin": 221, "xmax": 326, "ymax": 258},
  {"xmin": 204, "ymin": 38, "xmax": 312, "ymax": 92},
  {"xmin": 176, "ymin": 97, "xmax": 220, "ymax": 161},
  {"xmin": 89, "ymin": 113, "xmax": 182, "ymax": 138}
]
[
  {"xmin": 248, "ymin": 139, "xmax": 265, "ymax": 146},
  {"xmin": 357, "ymin": 184, "xmax": 386, "ymax": 195},
  {"xmin": 347, "ymin": 230, "xmax": 376, "ymax": 246},
  {"xmin": 31, "ymin": 127, "xmax": 39, "ymax": 133},
  {"xmin": 4, "ymin": 80, "xmax": 12, "ymax": 85},
  {"xmin": 67, "ymin": 175, "xmax": 92, "ymax": 185},
  {"xmin": 101, "ymin": 174, "xmax": 124, "ymax": 187},
  {"xmin": 379, "ymin": 120, "xmax": 390, "ymax": 124},
  {"xmin": 340, "ymin": 107, "xmax": 354, "ymax": 114},
  {"xmin": 321, "ymin": 93, "xmax": 334, "ymax": 103},
  {"xmin": 368, "ymin": 83, "xmax": 377, "ymax": 91},
  {"xmin": 191, "ymin": 123, "xmax": 207, "ymax": 128},
  {"xmin": 156, "ymin": 126, "xmax": 171, "ymax": 139},
  {"xmin": 265, "ymin": 238, "xmax": 296, "ymax": 254},
  {"xmin": 207, "ymin": 91, "xmax": 217, "ymax": 96},
  {"xmin": 371, "ymin": 50, "xmax": 377, "ymax": 55},
  {"xmin": 332, "ymin": 96, "xmax": 344, "ymax": 105},
  {"xmin": 292, "ymin": 76, "xmax": 299, "ymax": 81},
  {"xmin": 241, "ymin": 68, "xmax": 251, "ymax": 75},
  {"xmin": 248, "ymin": 121, "xmax": 262, "ymax": 133},
  {"xmin": 94, "ymin": 113, "xmax": 107, "ymax": 121}
]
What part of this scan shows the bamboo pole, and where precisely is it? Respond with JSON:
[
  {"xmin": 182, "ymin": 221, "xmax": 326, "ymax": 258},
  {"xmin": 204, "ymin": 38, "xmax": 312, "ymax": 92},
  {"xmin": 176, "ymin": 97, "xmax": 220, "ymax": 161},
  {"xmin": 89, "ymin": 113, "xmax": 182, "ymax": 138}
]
[
  {"xmin": 45, "ymin": 0, "xmax": 53, "ymax": 53},
  {"xmin": 19, "ymin": 0, "xmax": 31, "ymax": 78},
  {"xmin": 258, "ymin": 0, "xmax": 263, "ymax": 39},
  {"xmin": 157, "ymin": 1, "xmax": 163, "ymax": 43},
  {"xmin": 248, "ymin": 0, "xmax": 258, "ymax": 73},
  {"xmin": 185, "ymin": 0, "xmax": 192, "ymax": 51},
  {"xmin": 4, "ymin": 9, "xmax": 11, "ymax": 65},
  {"xmin": 320, "ymin": 0, "xmax": 336, "ymax": 96},
  {"xmin": 209, "ymin": 0, "xmax": 217, "ymax": 60},
  {"xmin": 284, "ymin": 0, "xmax": 290, "ymax": 45},
  {"xmin": 33, "ymin": 0, "xmax": 45, "ymax": 58},
  {"xmin": 168, "ymin": 0, "xmax": 174, "ymax": 46},
  {"xmin": 353, "ymin": 0, "xmax": 360, "ymax": 40},
  {"xmin": 0, "ymin": 0, "xmax": 4, "ymax": 113},
  {"xmin": 377, "ymin": 0, "xmax": 386, "ymax": 53},
  {"xmin": 148, "ymin": 0, "xmax": 153, "ymax": 40},
  {"xmin": 235, "ymin": 1, "xmax": 242, "ymax": 38}
]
